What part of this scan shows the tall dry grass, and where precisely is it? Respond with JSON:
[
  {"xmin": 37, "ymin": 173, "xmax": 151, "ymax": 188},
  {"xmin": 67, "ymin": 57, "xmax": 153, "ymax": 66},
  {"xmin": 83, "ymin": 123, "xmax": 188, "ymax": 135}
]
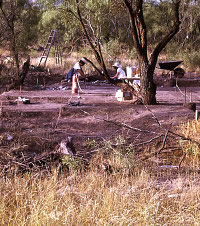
[
  {"xmin": 1, "ymin": 121, "xmax": 200, "ymax": 225},
  {"xmin": 0, "ymin": 131, "xmax": 200, "ymax": 225},
  {"xmin": 0, "ymin": 165, "xmax": 200, "ymax": 225}
]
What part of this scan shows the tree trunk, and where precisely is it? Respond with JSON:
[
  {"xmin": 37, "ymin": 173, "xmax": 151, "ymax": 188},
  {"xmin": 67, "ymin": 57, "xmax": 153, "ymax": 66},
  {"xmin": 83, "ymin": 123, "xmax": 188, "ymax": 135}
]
[
  {"xmin": 121, "ymin": 0, "xmax": 181, "ymax": 105},
  {"xmin": 8, "ymin": 56, "xmax": 30, "ymax": 90},
  {"xmin": 139, "ymin": 60, "xmax": 157, "ymax": 105}
]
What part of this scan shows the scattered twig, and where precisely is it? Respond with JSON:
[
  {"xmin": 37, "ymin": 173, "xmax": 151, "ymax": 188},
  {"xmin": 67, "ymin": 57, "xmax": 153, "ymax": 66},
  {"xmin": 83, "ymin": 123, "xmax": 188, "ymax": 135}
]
[
  {"xmin": 132, "ymin": 134, "xmax": 163, "ymax": 147},
  {"xmin": 178, "ymin": 152, "xmax": 186, "ymax": 168},
  {"xmin": 158, "ymin": 129, "xmax": 170, "ymax": 154}
]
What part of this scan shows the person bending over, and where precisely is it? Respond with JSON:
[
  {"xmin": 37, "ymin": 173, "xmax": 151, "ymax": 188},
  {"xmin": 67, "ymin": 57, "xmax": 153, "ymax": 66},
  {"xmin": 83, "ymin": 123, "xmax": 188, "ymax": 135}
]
[{"xmin": 64, "ymin": 57, "xmax": 87, "ymax": 82}]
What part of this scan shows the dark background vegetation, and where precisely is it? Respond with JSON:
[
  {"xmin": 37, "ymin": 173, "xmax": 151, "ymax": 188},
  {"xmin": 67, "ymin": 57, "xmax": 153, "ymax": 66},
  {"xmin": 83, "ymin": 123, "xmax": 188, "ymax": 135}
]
[{"xmin": 0, "ymin": 0, "xmax": 199, "ymax": 70}]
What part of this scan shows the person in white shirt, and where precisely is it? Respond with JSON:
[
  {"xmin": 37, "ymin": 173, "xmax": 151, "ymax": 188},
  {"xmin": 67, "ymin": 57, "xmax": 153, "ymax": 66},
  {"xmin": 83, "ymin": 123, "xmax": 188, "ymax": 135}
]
[
  {"xmin": 112, "ymin": 62, "xmax": 126, "ymax": 80},
  {"xmin": 73, "ymin": 58, "xmax": 87, "ymax": 77},
  {"xmin": 64, "ymin": 57, "xmax": 87, "ymax": 82}
]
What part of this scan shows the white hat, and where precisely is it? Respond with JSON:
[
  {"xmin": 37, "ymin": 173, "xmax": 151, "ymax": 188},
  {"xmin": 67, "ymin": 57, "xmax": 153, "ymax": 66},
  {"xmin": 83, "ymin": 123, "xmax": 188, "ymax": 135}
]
[
  {"xmin": 80, "ymin": 57, "xmax": 87, "ymax": 64},
  {"xmin": 112, "ymin": 62, "xmax": 122, "ymax": 68}
]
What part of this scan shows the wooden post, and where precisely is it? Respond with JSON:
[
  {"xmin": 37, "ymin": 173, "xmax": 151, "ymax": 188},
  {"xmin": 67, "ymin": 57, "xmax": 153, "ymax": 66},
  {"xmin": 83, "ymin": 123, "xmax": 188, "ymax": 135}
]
[
  {"xmin": 43, "ymin": 77, "xmax": 46, "ymax": 87},
  {"xmin": 190, "ymin": 88, "xmax": 192, "ymax": 103},
  {"xmin": 195, "ymin": 110, "xmax": 199, "ymax": 121},
  {"xmin": 184, "ymin": 87, "xmax": 187, "ymax": 103}
]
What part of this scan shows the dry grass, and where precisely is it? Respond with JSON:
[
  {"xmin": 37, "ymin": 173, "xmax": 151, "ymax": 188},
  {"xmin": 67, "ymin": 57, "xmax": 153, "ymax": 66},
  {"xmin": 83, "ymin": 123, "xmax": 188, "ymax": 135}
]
[
  {"xmin": 1, "ymin": 114, "xmax": 200, "ymax": 225},
  {"xmin": 1, "ymin": 125, "xmax": 200, "ymax": 225},
  {"xmin": 0, "ymin": 165, "xmax": 200, "ymax": 225},
  {"xmin": 179, "ymin": 120, "xmax": 200, "ymax": 171}
]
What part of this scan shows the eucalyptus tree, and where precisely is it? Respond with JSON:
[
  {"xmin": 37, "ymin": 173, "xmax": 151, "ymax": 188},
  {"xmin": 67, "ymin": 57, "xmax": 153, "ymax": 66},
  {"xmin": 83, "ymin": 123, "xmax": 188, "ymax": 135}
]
[
  {"xmin": 61, "ymin": 0, "xmax": 131, "ymax": 93},
  {"xmin": 119, "ymin": 0, "xmax": 182, "ymax": 104},
  {"xmin": 57, "ymin": 0, "xmax": 130, "ymax": 53},
  {"xmin": 176, "ymin": 0, "xmax": 200, "ymax": 53},
  {"xmin": 0, "ymin": 0, "xmax": 41, "ymax": 84}
]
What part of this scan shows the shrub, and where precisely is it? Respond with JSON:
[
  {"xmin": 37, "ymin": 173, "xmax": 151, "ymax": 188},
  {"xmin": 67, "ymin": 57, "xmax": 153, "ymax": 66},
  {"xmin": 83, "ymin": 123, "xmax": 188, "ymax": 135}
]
[{"xmin": 182, "ymin": 50, "xmax": 200, "ymax": 71}]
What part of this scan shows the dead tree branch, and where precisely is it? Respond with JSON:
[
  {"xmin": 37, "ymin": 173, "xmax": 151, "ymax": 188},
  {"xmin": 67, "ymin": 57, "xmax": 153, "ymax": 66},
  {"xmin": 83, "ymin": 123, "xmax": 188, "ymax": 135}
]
[
  {"xmin": 132, "ymin": 134, "xmax": 164, "ymax": 147},
  {"xmin": 143, "ymin": 104, "xmax": 162, "ymax": 128},
  {"xmin": 81, "ymin": 110, "xmax": 156, "ymax": 134},
  {"xmin": 157, "ymin": 129, "xmax": 169, "ymax": 154},
  {"xmin": 178, "ymin": 152, "xmax": 186, "ymax": 168}
]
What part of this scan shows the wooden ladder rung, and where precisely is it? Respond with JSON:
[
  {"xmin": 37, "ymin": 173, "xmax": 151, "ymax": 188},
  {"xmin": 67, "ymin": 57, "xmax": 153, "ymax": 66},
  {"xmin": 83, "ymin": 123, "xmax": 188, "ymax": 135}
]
[{"xmin": 38, "ymin": 30, "xmax": 62, "ymax": 67}]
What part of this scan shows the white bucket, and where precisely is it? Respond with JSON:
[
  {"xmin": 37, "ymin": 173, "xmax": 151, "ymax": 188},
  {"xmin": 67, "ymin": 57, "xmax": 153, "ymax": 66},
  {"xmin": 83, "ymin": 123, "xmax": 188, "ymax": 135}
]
[{"xmin": 126, "ymin": 66, "xmax": 136, "ymax": 78}]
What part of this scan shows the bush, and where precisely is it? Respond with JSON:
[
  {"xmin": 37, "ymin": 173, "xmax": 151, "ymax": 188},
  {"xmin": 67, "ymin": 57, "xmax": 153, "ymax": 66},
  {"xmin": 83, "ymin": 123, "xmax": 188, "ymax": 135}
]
[
  {"xmin": 182, "ymin": 50, "xmax": 200, "ymax": 71},
  {"xmin": 166, "ymin": 43, "xmax": 200, "ymax": 71}
]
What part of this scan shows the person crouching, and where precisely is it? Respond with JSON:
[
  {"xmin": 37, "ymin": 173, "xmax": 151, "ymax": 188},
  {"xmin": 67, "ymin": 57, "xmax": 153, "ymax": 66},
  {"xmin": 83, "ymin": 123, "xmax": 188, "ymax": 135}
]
[{"xmin": 111, "ymin": 62, "xmax": 126, "ymax": 81}]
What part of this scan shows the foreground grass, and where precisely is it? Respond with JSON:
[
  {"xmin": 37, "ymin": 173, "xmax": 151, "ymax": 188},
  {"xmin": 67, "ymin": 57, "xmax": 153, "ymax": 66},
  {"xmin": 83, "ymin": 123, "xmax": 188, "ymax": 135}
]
[
  {"xmin": 1, "ymin": 120, "xmax": 200, "ymax": 225},
  {"xmin": 0, "ymin": 167, "xmax": 200, "ymax": 225}
]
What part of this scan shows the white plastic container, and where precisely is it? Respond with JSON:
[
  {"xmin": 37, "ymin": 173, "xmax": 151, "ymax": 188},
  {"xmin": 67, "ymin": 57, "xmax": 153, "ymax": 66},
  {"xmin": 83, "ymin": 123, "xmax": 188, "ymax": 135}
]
[
  {"xmin": 115, "ymin": 90, "xmax": 133, "ymax": 101},
  {"xmin": 126, "ymin": 66, "xmax": 136, "ymax": 78}
]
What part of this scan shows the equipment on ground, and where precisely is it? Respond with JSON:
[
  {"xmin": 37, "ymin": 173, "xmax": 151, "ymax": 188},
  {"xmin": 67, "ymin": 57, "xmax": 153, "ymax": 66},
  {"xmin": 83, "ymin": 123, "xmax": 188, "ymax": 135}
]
[
  {"xmin": 115, "ymin": 90, "xmax": 133, "ymax": 102},
  {"xmin": 38, "ymin": 30, "xmax": 62, "ymax": 68}
]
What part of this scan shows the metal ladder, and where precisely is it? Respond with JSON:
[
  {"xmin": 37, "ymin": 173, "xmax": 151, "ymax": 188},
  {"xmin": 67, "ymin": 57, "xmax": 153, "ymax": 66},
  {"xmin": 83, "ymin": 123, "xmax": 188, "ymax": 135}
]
[{"xmin": 38, "ymin": 30, "xmax": 62, "ymax": 67}]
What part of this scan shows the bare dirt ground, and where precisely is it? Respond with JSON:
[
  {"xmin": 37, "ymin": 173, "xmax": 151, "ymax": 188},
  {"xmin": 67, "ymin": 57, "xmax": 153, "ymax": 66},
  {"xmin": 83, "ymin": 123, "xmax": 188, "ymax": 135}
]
[
  {"xmin": 0, "ymin": 72, "xmax": 200, "ymax": 171},
  {"xmin": 1, "ymin": 73, "xmax": 200, "ymax": 158}
]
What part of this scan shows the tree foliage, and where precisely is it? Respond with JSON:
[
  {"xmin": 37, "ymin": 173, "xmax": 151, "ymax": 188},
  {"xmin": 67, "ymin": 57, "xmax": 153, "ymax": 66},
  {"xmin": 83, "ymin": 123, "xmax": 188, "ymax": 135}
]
[
  {"xmin": 0, "ymin": 0, "xmax": 41, "ymax": 82},
  {"xmin": 0, "ymin": 0, "xmax": 199, "ymax": 87},
  {"xmin": 17, "ymin": 0, "xmax": 198, "ymax": 65},
  {"xmin": 0, "ymin": 0, "xmax": 41, "ymax": 51}
]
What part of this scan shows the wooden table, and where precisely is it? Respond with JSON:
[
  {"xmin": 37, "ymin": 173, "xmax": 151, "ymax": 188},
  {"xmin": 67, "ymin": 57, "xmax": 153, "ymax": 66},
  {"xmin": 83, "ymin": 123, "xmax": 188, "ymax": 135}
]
[
  {"xmin": 120, "ymin": 77, "xmax": 140, "ymax": 85},
  {"xmin": 120, "ymin": 77, "xmax": 140, "ymax": 81}
]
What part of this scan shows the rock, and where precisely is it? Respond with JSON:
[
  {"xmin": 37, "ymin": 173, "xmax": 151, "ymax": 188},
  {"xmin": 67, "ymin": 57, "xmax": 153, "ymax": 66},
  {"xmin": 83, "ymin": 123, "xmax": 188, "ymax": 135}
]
[{"xmin": 57, "ymin": 137, "xmax": 76, "ymax": 156}]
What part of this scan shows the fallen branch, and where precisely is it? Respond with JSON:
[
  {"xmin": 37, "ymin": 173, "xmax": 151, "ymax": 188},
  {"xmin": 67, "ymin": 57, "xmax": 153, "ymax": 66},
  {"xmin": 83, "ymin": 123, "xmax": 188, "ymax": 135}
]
[
  {"xmin": 81, "ymin": 110, "xmax": 156, "ymax": 134},
  {"xmin": 168, "ymin": 130, "xmax": 200, "ymax": 145},
  {"xmin": 132, "ymin": 134, "xmax": 163, "ymax": 148},
  {"xmin": 161, "ymin": 147, "xmax": 182, "ymax": 153},
  {"xmin": 143, "ymin": 104, "xmax": 162, "ymax": 128}
]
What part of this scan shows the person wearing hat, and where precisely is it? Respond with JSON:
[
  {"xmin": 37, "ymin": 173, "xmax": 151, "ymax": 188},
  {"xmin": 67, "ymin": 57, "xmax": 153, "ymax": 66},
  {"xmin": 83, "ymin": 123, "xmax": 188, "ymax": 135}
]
[{"xmin": 112, "ymin": 62, "xmax": 126, "ymax": 81}]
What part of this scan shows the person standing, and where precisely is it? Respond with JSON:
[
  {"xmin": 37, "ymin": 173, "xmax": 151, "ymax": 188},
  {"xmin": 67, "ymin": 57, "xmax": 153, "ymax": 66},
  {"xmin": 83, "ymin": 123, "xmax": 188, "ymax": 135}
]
[{"xmin": 71, "ymin": 58, "xmax": 87, "ymax": 95}]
